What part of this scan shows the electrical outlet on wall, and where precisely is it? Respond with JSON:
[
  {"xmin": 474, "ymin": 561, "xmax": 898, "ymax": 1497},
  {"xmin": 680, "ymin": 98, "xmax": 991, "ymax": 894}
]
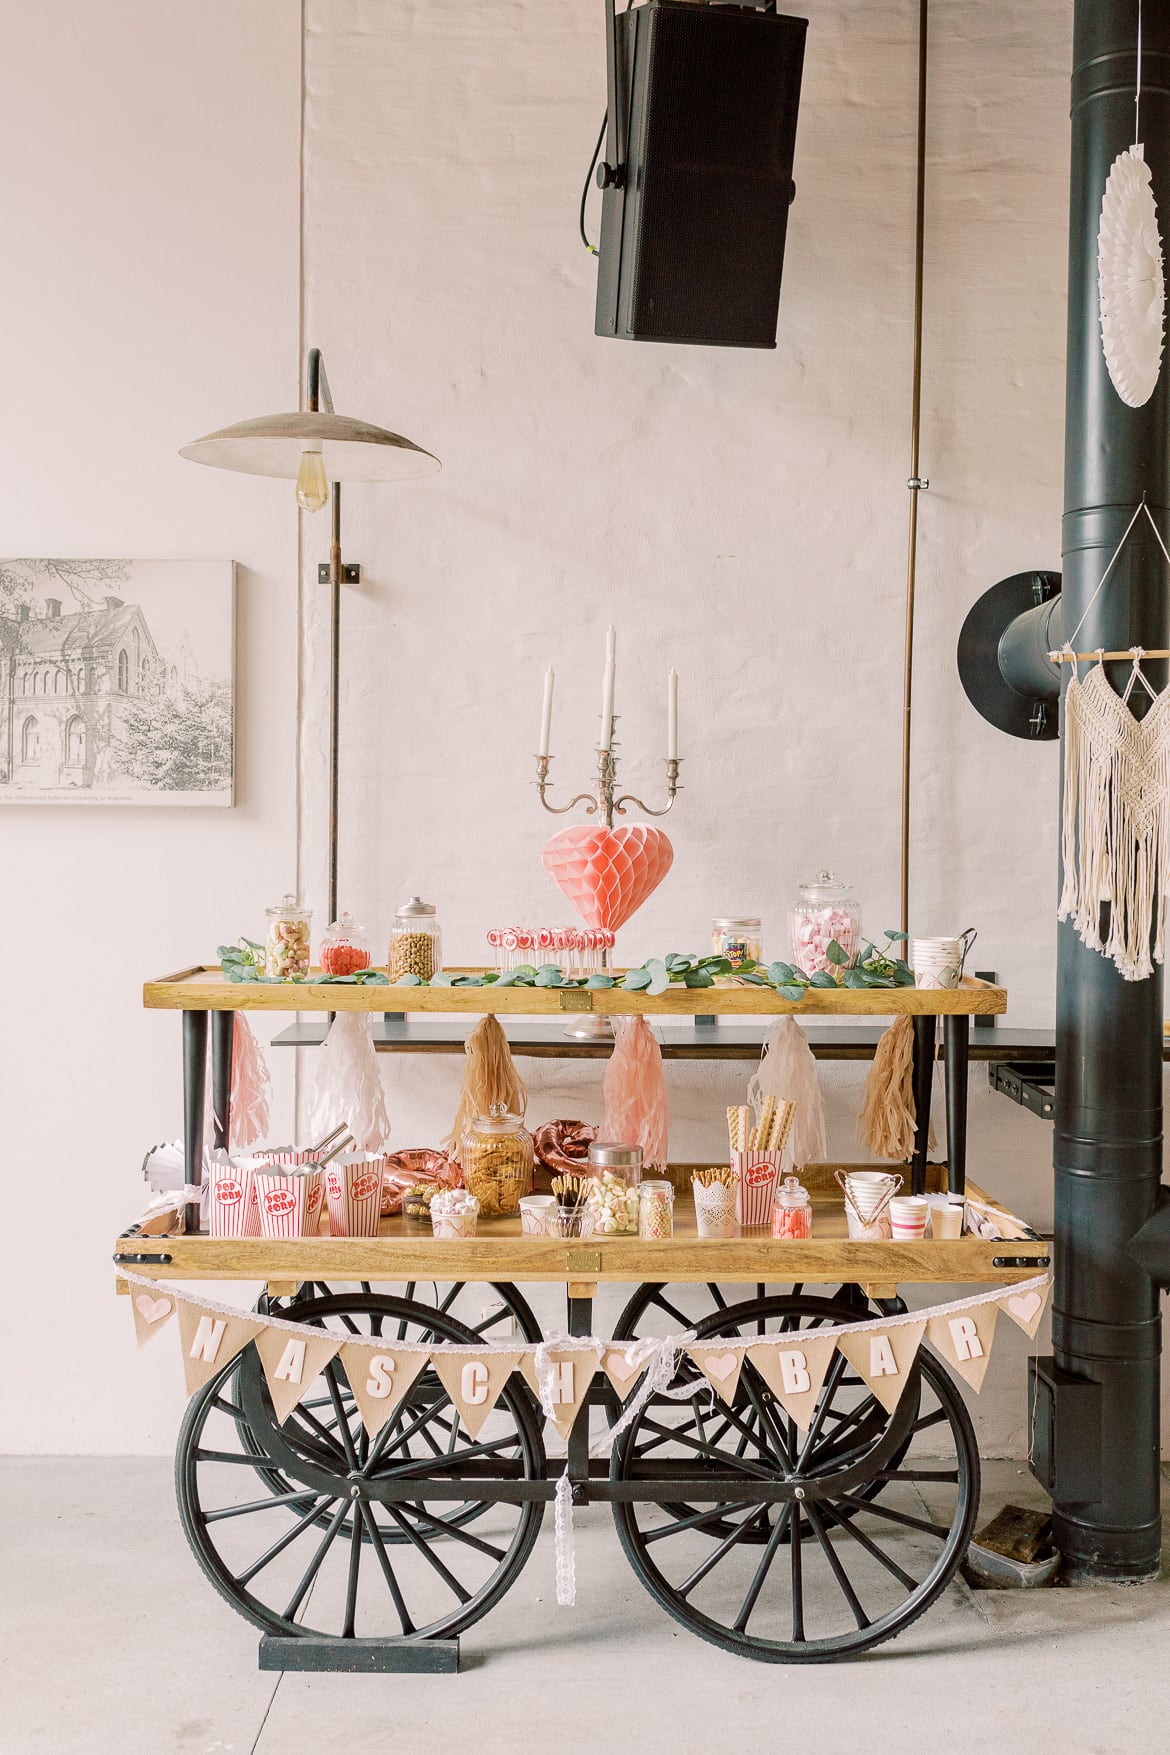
[{"xmin": 479, "ymin": 1300, "xmax": 516, "ymax": 1338}]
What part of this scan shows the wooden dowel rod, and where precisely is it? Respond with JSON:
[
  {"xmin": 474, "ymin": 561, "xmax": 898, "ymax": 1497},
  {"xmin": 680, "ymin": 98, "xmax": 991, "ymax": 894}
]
[{"xmin": 1049, "ymin": 649, "xmax": 1170, "ymax": 663}]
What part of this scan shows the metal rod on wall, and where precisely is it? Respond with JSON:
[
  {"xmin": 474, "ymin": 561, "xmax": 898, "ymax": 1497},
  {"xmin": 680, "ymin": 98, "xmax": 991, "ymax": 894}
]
[{"xmin": 899, "ymin": 0, "xmax": 930, "ymax": 937}]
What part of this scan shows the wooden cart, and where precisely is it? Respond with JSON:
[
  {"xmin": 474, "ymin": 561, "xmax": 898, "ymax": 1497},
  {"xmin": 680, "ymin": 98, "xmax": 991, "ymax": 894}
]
[{"xmin": 116, "ymin": 971, "xmax": 1048, "ymax": 1666}]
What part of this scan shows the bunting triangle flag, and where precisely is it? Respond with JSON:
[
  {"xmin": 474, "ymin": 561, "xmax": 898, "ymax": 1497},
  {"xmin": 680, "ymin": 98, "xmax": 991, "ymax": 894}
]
[
  {"xmin": 431, "ymin": 1350, "xmax": 524, "ymax": 1441},
  {"xmin": 927, "ymin": 1302, "xmax": 999, "ymax": 1393},
  {"xmin": 745, "ymin": 1332, "xmax": 838, "ymax": 1430},
  {"xmin": 177, "ymin": 1301, "xmax": 266, "ymax": 1396},
  {"xmin": 130, "ymin": 1288, "xmax": 176, "ymax": 1349},
  {"xmin": 997, "ymin": 1283, "xmax": 1049, "ymax": 1339},
  {"xmin": 253, "ymin": 1327, "xmax": 343, "ymax": 1425},
  {"xmin": 835, "ymin": 1321, "xmax": 926, "ymax": 1416},
  {"xmin": 338, "ymin": 1343, "xmax": 431, "ymax": 1439},
  {"xmin": 685, "ymin": 1342, "xmax": 748, "ymax": 1405},
  {"xmin": 520, "ymin": 1347, "xmax": 602, "ymax": 1441},
  {"xmin": 600, "ymin": 1344, "xmax": 651, "ymax": 1401}
]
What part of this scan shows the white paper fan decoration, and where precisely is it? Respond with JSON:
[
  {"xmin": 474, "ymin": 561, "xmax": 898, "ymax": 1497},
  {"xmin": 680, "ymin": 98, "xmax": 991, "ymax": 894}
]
[{"xmin": 1098, "ymin": 144, "xmax": 1165, "ymax": 408}]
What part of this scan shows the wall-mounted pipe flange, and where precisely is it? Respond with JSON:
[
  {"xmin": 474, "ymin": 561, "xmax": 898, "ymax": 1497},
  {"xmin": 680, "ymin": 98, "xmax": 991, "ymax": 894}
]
[{"xmin": 957, "ymin": 570, "xmax": 1063, "ymax": 740}]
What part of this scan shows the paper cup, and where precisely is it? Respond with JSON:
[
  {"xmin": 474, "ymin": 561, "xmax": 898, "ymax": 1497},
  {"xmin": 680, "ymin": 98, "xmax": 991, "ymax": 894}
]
[
  {"xmin": 889, "ymin": 1196, "xmax": 928, "ymax": 1240},
  {"xmin": 733, "ymin": 1151, "xmax": 782, "ymax": 1227},
  {"xmin": 519, "ymin": 1194, "xmax": 556, "ymax": 1236},
  {"xmin": 324, "ymin": 1154, "xmax": 385, "ymax": 1238},
  {"xmin": 845, "ymin": 1170, "xmax": 901, "ymax": 1218},
  {"xmin": 431, "ymin": 1193, "xmax": 479, "ymax": 1239},
  {"xmin": 912, "ymin": 937, "xmax": 962, "ymax": 990},
  {"xmin": 931, "ymin": 1197, "xmax": 966, "ymax": 1240},
  {"xmin": 250, "ymin": 1166, "xmax": 324, "ymax": 1239},
  {"xmin": 204, "ymin": 1154, "xmax": 260, "ymax": 1239},
  {"xmin": 693, "ymin": 1178, "xmax": 738, "ymax": 1239},
  {"xmin": 846, "ymin": 1205, "xmax": 892, "ymax": 1240}
]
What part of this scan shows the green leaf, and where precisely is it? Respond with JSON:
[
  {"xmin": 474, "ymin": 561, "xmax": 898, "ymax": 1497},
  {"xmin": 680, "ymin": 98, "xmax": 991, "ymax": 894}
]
[
  {"xmin": 777, "ymin": 983, "xmax": 806, "ymax": 1003},
  {"xmin": 536, "ymin": 963, "xmax": 564, "ymax": 976},
  {"xmin": 242, "ymin": 937, "xmax": 264, "ymax": 951},
  {"xmin": 808, "ymin": 970, "xmax": 837, "ymax": 989},
  {"xmin": 666, "ymin": 954, "xmax": 692, "ymax": 972},
  {"xmin": 698, "ymin": 956, "xmax": 733, "ymax": 975},
  {"xmin": 430, "ymin": 972, "xmax": 457, "ymax": 986},
  {"xmin": 622, "ymin": 968, "xmax": 653, "ymax": 991},
  {"xmin": 768, "ymin": 961, "xmax": 798, "ymax": 985},
  {"xmin": 684, "ymin": 969, "xmax": 714, "ymax": 988},
  {"xmin": 453, "ymin": 975, "xmax": 486, "ymax": 987},
  {"xmin": 534, "ymin": 968, "xmax": 563, "ymax": 987},
  {"xmin": 884, "ymin": 929, "xmax": 909, "ymax": 942},
  {"xmin": 825, "ymin": 939, "xmax": 850, "ymax": 966},
  {"xmin": 492, "ymin": 971, "xmax": 519, "ymax": 987},
  {"xmin": 511, "ymin": 963, "xmax": 537, "ymax": 979},
  {"xmin": 738, "ymin": 970, "xmax": 769, "ymax": 985},
  {"xmin": 584, "ymin": 974, "xmax": 617, "ymax": 989},
  {"xmin": 841, "ymin": 968, "xmax": 869, "ymax": 988},
  {"xmin": 396, "ymin": 972, "xmax": 424, "ymax": 986}
]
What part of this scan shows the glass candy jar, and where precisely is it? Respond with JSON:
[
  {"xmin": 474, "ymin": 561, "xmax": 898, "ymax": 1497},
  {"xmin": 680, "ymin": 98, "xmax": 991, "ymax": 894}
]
[
  {"xmin": 265, "ymin": 894, "xmax": 312, "ymax": 979},
  {"xmin": 711, "ymin": 916, "xmax": 762, "ymax": 969},
  {"xmin": 459, "ymin": 1106, "xmax": 534, "ymax": 1219},
  {"xmin": 771, "ymin": 1175, "xmax": 813, "ymax": 1240},
  {"xmin": 319, "ymin": 912, "xmax": 371, "ymax": 976},
  {"xmin": 389, "ymin": 896, "xmax": 442, "ymax": 981},
  {"xmin": 789, "ymin": 872, "xmax": 861, "ymax": 977},
  {"xmin": 586, "ymin": 1141, "xmax": 643, "ymax": 1235},
  {"xmin": 638, "ymin": 1179, "xmax": 675, "ymax": 1240}
]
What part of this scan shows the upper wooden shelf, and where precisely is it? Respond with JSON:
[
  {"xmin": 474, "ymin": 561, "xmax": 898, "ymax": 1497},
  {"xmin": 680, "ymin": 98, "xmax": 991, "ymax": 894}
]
[{"xmin": 144, "ymin": 966, "xmax": 1007, "ymax": 1018}]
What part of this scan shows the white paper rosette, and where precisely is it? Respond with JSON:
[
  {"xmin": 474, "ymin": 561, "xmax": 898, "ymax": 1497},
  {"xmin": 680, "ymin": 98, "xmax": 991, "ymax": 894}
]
[{"xmin": 1098, "ymin": 144, "xmax": 1165, "ymax": 408}]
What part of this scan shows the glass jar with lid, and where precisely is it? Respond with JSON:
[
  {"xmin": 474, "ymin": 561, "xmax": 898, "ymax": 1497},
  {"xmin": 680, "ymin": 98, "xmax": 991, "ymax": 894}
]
[
  {"xmin": 789, "ymin": 871, "xmax": 861, "ymax": 977},
  {"xmin": 389, "ymin": 896, "xmax": 442, "ymax": 982},
  {"xmin": 319, "ymin": 912, "xmax": 371, "ymax": 976},
  {"xmin": 459, "ymin": 1105, "xmax": 534, "ymax": 1219},
  {"xmin": 771, "ymin": 1175, "xmax": 813, "ymax": 1240},
  {"xmin": 711, "ymin": 916, "xmax": 762, "ymax": 969},
  {"xmin": 265, "ymin": 894, "xmax": 312, "ymax": 979},
  {"xmin": 638, "ymin": 1179, "xmax": 675, "ymax": 1240},
  {"xmin": 586, "ymin": 1141, "xmax": 643, "ymax": 1234}
]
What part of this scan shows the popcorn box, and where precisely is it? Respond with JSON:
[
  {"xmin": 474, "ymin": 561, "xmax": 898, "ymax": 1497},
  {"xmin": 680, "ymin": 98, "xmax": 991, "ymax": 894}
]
[
  {"xmin": 204, "ymin": 1153, "xmax": 260, "ymax": 1239},
  {"xmin": 324, "ymin": 1153, "xmax": 385, "ymax": 1238},
  {"xmin": 732, "ymin": 1151, "xmax": 783, "ymax": 1228},
  {"xmin": 243, "ymin": 1159, "xmax": 325, "ymax": 1239}
]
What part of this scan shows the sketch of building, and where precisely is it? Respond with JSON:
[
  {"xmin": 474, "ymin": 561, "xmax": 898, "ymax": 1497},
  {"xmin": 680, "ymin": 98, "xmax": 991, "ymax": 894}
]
[{"xmin": 0, "ymin": 559, "xmax": 234, "ymax": 805}]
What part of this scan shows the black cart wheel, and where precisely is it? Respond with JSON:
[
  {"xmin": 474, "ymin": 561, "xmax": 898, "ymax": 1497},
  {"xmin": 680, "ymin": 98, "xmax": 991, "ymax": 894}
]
[
  {"xmin": 275, "ymin": 1279, "xmax": 543, "ymax": 1343},
  {"xmin": 176, "ymin": 1292, "xmax": 546, "ymax": 1642},
  {"xmin": 611, "ymin": 1294, "xmax": 979, "ymax": 1662}
]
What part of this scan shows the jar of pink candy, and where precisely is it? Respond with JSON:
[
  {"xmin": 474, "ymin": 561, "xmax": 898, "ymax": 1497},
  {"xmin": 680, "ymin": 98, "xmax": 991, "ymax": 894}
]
[{"xmin": 789, "ymin": 871, "xmax": 861, "ymax": 977}]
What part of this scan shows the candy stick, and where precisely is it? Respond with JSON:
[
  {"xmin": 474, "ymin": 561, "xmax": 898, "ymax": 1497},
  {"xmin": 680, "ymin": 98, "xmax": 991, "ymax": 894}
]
[
  {"xmin": 773, "ymin": 1099, "xmax": 797, "ymax": 1155},
  {"xmin": 757, "ymin": 1095, "xmax": 778, "ymax": 1151}
]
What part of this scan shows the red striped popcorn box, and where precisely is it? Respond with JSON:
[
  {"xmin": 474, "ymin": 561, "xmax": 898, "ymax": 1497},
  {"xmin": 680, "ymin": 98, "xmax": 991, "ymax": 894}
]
[
  {"xmin": 245, "ymin": 1163, "xmax": 325, "ymax": 1239},
  {"xmin": 324, "ymin": 1153, "xmax": 386, "ymax": 1238},
  {"xmin": 204, "ymin": 1153, "xmax": 260, "ymax": 1239},
  {"xmin": 733, "ymin": 1151, "xmax": 783, "ymax": 1228}
]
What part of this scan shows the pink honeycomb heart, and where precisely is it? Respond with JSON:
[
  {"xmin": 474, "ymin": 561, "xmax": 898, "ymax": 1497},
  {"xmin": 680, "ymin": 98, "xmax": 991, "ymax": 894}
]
[{"xmin": 542, "ymin": 823, "xmax": 674, "ymax": 931}]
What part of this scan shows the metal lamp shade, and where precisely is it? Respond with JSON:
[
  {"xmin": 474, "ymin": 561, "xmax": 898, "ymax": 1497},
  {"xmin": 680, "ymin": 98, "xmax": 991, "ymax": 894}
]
[{"xmin": 179, "ymin": 411, "xmax": 440, "ymax": 482}]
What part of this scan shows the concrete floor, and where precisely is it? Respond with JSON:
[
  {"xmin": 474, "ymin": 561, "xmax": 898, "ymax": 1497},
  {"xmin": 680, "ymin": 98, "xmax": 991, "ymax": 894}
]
[{"xmin": 2, "ymin": 1458, "xmax": 1167, "ymax": 1755}]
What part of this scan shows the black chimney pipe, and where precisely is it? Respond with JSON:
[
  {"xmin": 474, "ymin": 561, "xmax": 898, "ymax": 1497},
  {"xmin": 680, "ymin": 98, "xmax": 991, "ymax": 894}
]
[{"xmin": 1051, "ymin": 0, "xmax": 1170, "ymax": 1581}]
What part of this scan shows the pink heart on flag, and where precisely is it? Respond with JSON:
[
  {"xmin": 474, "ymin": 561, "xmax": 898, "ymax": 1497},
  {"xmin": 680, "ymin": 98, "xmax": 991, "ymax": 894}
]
[
  {"xmin": 542, "ymin": 823, "xmax": 674, "ymax": 932},
  {"xmin": 703, "ymin": 1352, "xmax": 739, "ymax": 1382},
  {"xmin": 1007, "ymin": 1292, "xmax": 1042, "ymax": 1323},
  {"xmin": 135, "ymin": 1295, "xmax": 173, "ymax": 1325},
  {"xmin": 606, "ymin": 1352, "xmax": 642, "ymax": 1383}
]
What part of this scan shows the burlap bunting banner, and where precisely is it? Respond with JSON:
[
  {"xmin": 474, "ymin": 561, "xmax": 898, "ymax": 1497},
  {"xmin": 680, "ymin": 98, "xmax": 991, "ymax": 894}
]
[
  {"xmin": 339, "ymin": 1343, "xmax": 431, "ymax": 1438},
  {"xmin": 431, "ymin": 1350, "xmax": 525, "ymax": 1439},
  {"xmin": 123, "ymin": 1271, "xmax": 1052, "ymax": 1424},
  {"xmin": 253, "ymin": 1327, "xmax": 343, "ymax": 1424},
  {"xmin": 836, "ymin": 1321, "xmax": 927, "ymax": 1415},
  {"xmin": 520, "ymin": 1347, "xmax": 603, "ymax": 1440}
]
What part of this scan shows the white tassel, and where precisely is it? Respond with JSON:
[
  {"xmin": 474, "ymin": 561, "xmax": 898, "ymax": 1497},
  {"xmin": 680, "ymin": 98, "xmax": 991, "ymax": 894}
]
[
  {"xmin": 747, "ymin": 1017, "xmax": 827, "ymax": 1166},
  {"xmin": 307, "ymin": 1013, "xmax": 390, "ymax": 1150}
]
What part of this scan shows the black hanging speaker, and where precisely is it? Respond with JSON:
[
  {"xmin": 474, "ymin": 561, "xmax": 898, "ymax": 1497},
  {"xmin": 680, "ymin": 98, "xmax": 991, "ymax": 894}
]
[{"xmin": 594, "ymin": 0, "xmax": 808, "ymax": 347}]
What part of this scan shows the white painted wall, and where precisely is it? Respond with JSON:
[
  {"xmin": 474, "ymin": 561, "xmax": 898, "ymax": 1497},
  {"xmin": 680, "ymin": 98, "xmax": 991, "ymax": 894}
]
[
  {"xmin": 3, "ymin": 0, "xmax": 1160, "ymax": 1455},
  {"xmin": 0, "ymin": 0, "xmax": 301, "ymax": 1451}
]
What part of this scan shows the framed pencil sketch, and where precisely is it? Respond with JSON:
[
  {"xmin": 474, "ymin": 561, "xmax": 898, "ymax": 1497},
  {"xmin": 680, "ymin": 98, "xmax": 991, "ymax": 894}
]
[{"xmin": 0, "ymin": 558, "xmax": 235, "ymax": 805}]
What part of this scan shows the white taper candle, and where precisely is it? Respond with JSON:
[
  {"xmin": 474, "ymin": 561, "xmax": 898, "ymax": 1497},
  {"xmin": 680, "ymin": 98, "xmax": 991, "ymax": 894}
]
[
  {"xmin": 600, "ymin": 659, "xmax": 615, "ymax": 751},
  {"xmin": 667, "ymin": 667, "xmax": 679, "ymax": 759},
  {"xmin": 539, "ymin": 667, "xmax": 555, "ymax": 758}
]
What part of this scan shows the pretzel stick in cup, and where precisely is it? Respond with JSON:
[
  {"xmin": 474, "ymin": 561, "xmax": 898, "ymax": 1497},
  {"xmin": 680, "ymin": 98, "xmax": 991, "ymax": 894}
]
[
  {"xmin": 756, "ymin": 1095, "xmax": 778, "ymax": 1152},
  {"xmin": 773, "ymin": 1099, "xmax": 797, "ymax": 1155}
]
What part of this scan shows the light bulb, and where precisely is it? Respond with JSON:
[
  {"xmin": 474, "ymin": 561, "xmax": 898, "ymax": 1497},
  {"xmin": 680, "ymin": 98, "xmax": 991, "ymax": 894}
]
[{"xmin": 295, "ymin": 448, "xmax": 329, "ymax": 513}]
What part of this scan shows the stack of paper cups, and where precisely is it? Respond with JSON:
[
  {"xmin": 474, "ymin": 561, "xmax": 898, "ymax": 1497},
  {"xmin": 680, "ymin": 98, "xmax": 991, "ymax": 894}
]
[
  {"xmin": 204, "ymin": 1153, "xmax": 260, "ymax": 1239},
  {"xmin": 733, "ymin": 1152, "xmax": 783, "ymax": 1227},
  {"xmin": 911, "ymin": 936, "xmax": 963, "ymax": 989},
  {"xmin": 324, "ymin": 1154, "xmax": 385, "ymax": 1238},
  {"xmin": 841, "ymin": 1169, "xmax": 900, "ymax": 1240}
]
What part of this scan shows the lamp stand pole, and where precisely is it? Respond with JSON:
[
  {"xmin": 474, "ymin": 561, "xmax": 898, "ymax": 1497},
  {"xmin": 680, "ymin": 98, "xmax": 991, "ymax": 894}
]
[{"xmin": 307, "ymin": 347, "xmax": 346, "ymax": 924}]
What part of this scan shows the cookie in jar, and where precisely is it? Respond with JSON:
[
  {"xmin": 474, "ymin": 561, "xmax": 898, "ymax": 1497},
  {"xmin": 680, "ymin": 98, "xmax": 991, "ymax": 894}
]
[{"xmin": 459, "ymin": 1106, "xmax": 534, "ymax": 1219}]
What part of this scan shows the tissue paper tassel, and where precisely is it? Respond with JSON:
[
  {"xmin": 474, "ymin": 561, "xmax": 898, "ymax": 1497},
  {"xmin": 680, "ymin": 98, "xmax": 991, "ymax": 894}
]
[
  {"xmin": 445, "ymin": 1015, "xmax": 527, "ymax": 1157},
  {"xmin": 602, "ymin": 1016, "xmax": 669, "ymax": 1170},
  {"xmin": 747, "ymin": 1017, "xmax": 827, "ymax": 1168},
  {"xmin": 858, "ymin": 1015, "xmax": 937, "ymax": 1161},
  {"xmin": 307, "ymin": 1013, "xmax": 390, "ymax": 1152},
  {"xmin": 204, "ymin": 1013, "xmax": 271, "ymax": 1152}
]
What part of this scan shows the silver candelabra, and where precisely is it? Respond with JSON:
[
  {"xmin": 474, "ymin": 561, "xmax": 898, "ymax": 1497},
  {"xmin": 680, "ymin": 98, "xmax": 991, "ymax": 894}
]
[{"xmin": 534, "ymin": 723, "xmax": 681, "ymax": 828}]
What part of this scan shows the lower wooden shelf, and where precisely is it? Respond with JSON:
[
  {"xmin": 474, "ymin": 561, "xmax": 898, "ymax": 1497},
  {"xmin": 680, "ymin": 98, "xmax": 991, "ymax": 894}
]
[{"xmin": 115, "ymin": 1165, "xmax": 1049, "ymax": 1290}]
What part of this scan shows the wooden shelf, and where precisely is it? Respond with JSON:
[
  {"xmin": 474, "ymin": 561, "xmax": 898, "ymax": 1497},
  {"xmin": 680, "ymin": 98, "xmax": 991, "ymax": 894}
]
[
  {"xmin": 145, "ymin": 966, "xmax": 1007, "ymax": 1019},
  {"xmin": 115, "ymin": 1167, "xmax": 1047, "ymax": 1290}
]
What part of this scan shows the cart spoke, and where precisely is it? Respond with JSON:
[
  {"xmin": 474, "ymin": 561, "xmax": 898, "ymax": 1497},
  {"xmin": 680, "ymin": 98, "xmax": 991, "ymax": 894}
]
[
  {"xmin": 789, "ymin": 1496, "xmax": 805, "ymax": 1641},
  {"xmin": 650, "ymin": 1293, "xmax": 696, "ymax": 1328},
  {"xmin": 804, "ymin": 1499, "xmax": 871, "ymax": 1630},
  {"xmin": 819, "ymin": 1500, "xmax": 919, "ymax": 1592},
  {"xmin": 633, "ymin": 1417, "xmax": 777, "ymax": 1479},
  {"xmin": 642, "ymin": 1501, "xmax": 743, "ymax": 1544},
  {"xmin": 705, "ymin": 1284, "xmax": 728, "ymax": 1311},
  {"xmin": 324, "ymin": 1362, "xmax": 362, "ymax": 1471},
  {"xmin": 384, "ymin": 1504, "xmax": 473, "ymax": 1603},
  {"xmin": 833, "ymin": 1492, "xmax": 949, "ymax": 1541},
  {"xmin": 357, "ymin": 1500, "xmax": 416, "ymax": 1636},
  {"xmin": 195, "ymin": 1447, "xmax": 283, "ymax": 1467},
  {"xmin": 205, "ymin": 1487, "xmax": 320, "ymax": 1523},
  {"xmin": 877, "ymin": 1467, "xmax": 959, "ymax": 1484},
  {"xmin": 281, "ymin": 1498, "xmax": 351, "ymax": 1621},
  {"xmin": 674, "ymin": 1505, "xmax": 770, "ymax": 1598},
  {"xmin": 395, "ymin": 1503, "xmax": 508, "ymax": 1561},
  {"xmin": 342, "ymin": 1500, "xmax": 363, "ymax": 1638},
  {"xmin": 236, "ymin": 1496, "xmax": 338, "ymax": 1587},
  {"xmin": 730, "ymin": 1502, "xmax": 793, "ymax": 1632}
]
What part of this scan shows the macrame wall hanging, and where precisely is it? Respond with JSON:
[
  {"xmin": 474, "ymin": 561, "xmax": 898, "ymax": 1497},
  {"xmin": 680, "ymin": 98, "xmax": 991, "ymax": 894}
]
[
  {"xmin": 1098, "ymin": 1, "xmax": 1165, "ymax": 408},
  {"xmin": 1056, "ymin": 501, "xmax": 1170, "ymax": 982}
]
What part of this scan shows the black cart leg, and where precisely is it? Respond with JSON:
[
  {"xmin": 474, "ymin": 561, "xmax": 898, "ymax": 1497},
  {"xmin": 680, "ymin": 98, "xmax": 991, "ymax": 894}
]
[
  {"xmin": 567, "ymin": 1293, "xmax": 593, "ymax": 1503},
  {"xmin": 183, "ymin": 1010, "xmax": 209, "ymax": 1234},
  {"xmin": 910, "ymin": 1014, "xmax": 936, "ymax": 1195},
  {"xmin": 210, "ymin": 1011, "xmax": 235, "ymax": 1152},
  {"xmin": 943, "ymin": 1014, "xmax": 969, "ymax": 1197}
]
